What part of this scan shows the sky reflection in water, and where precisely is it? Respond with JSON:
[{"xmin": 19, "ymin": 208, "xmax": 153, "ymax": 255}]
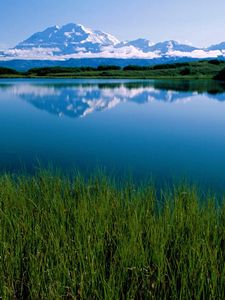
[{"xmin": 1, "ymin": 79, "xmax": 225, "ymax": 193}]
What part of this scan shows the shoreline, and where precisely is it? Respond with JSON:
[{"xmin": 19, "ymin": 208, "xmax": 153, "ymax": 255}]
[
  {"xmin": 0, "ymin": 75, "xmax": 215, "ymax": 79},
  {"xmin": 0, "ymin": 59, "xmax": 225, "ymax": 81}
]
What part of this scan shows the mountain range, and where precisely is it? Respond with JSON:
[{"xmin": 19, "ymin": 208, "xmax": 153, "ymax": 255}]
[{"xmin": 0, "ymin": 23, "xmax": 225, "ymax": 69}]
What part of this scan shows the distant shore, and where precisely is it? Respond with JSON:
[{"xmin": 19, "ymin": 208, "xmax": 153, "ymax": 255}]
[{"xmin": 1, "ymin": 59, "xmax": 225, "ymax": 80}]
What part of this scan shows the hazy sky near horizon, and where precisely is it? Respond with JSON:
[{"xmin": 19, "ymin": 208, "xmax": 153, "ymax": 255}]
[{"xmin": 1, "ymin": 0, "xmax": 225, "ymax": 49}]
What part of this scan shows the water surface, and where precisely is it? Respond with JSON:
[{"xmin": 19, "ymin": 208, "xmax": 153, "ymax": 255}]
[{"xmin": 1, "ymin": 78, "xmax": 225, "ymax": 192}]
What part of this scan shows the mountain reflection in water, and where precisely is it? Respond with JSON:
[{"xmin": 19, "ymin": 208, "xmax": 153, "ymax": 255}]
[{"xmin": 0, "ymin": 79, "xmax": 225, "ymax": 119}]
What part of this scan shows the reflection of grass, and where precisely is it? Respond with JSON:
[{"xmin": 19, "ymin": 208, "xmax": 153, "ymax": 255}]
[
  {"xmin": 1, "ymin": 60, "xmax": 225, "ymax": 80},
  {"xmin": 0, "ymin": 172, "xmax": 224, "ymax": 299},
  {"xmin": 153, "ymin": 79, "xmax": 225, "ymax": 94}
]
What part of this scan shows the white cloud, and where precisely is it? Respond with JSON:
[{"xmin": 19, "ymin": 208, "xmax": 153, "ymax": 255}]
[
  {"xmin": 168, "ymin": 49, "xmax": 224, "ymax": 58},
  {"xmin": 2, "ymin": 47, "xmax": 61, "ymax": 60},
  {"xmin": 1, "ymin": 45, "xmax": 225, "ymax": 61},
  {"xmin": 0, "ymin": 45, "xmax": 160, "ymax": 60}
]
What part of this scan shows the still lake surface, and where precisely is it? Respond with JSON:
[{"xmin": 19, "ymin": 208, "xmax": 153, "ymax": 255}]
[{"xmin": 1, "ymin": 78, "xmax": 225, "ymax": 192}]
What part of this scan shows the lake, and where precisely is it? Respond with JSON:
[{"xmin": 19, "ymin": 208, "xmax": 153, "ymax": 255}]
[{"xmin": 1, "ymin": 78, "xmax": 225, "ymax": 192}]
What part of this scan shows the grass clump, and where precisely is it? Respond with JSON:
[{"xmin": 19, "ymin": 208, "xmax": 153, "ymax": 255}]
[{"xmin": 0, "ymin": 172, "xmax": 224, "ymax": 299}]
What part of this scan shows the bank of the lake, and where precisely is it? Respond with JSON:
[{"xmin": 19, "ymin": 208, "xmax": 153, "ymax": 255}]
[
  {"xmin": 1, "ymin": 59, "xmax": 225, "ymax": 80},
  {"xmin": 0, "ymin": 172, "xmax": 224, "ymax": 299}
]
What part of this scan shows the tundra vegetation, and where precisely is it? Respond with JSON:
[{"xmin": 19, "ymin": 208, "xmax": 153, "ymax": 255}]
[{"xmin": 1, "ymin": 59, "xmax": 225, "ymax": 80}]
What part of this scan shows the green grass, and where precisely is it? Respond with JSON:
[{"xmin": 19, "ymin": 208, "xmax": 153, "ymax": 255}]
[
  {"xmin": 1, "ymin": 59, "xmax": 225, "ymax": 80},
  {"xmin": 0, "ymin": 172, "xmax": 224, "ymax": 299}
]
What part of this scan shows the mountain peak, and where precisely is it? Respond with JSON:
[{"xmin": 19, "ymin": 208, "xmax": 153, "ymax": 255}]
[
  {"xmin": 147, "ymin": 40, "xmax": 199, "ymax": 54},
  {"xmin": 13, "ymin": 23, "xmax": 120, "ymax": 56},
  {"xmin": 118, "ymin": 38, "xmax": 154, "ymax": 53}
]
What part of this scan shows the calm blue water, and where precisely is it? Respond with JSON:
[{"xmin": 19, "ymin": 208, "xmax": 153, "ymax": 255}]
[{"xmin": 1, "ymin": 78, "xmax": 225, "ymax": 192}]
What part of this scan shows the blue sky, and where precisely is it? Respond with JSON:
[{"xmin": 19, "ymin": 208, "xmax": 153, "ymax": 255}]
[{"xmin": 1, "ymin": 0, "xmax": 225, "ymax": 49}]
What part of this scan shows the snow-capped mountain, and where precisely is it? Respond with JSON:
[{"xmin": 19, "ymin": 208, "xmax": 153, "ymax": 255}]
[
  {"xmin": 7, "ymin": 23, "xmax": 119, "ymax": 57},
  {"xmin": 146, "ymin": 40, "xmax": 199, "ymax": 54},
  {"xmin": 1, "ymin": 22, "xmax": 225, "ymax": 62},
  {"xmin": 207, "ymin": 42, "xmax": 225, "ymax": 51},
  {"xmin": 117, "ymin": 39, "xmax": 155, "ymax": 53}
]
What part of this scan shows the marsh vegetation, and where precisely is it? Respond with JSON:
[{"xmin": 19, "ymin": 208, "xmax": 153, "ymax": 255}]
[{"xmin": 0, "ymin": 172, "xmax": 224, "ymax": 299}]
